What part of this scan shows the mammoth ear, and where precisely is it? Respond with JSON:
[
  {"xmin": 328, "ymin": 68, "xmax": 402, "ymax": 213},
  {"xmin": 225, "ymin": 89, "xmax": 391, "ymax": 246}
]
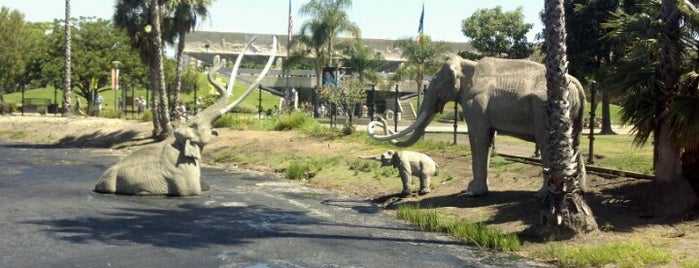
[
  {"xmin": 184, "ymin": 139, "xmax": 201, "ymax": 159},
  {"xmin": 390, "ymin": 150, "xmax": 400, "ymax": 163}
]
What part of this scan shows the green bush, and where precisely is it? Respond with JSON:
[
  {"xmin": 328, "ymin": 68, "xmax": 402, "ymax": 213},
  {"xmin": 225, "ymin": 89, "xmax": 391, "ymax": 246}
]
[
  {"xmin": 342, "ymin": 122, "xmax": 355, "ymax": 135},
  {"xmin": 213, "ymin": 114, "xmax": 258, "ymax": 129},
  {"xmin": 101, "ymin": 109, "xmax": 122, "ymax": 119},
  {"xmin": 231, "ymin": 103, "xmax": 258, "ymax": 114},
  {"xmin": 0, "ymin": 102, "xmax": 16, "ymax": 114},
  {"xmin": 37, "ymin": 106, "xmax": 47, "ymax": 115},
  {"xmin": 140, "ymin": 110, "xmax": 152, "ymax": 122},
  {"xmin": 273, "ymin": 112, "xmax": 317, "ymax": 131},
  {"xmin": 348, "ymin": 158, "xmax": 380, "ymax": 173}
]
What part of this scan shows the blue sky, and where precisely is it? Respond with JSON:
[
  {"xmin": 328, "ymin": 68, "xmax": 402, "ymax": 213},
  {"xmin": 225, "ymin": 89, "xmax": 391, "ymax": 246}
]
[{"xmin": 0, "ymin": 0, "xmax": 545, "ymax": 42}]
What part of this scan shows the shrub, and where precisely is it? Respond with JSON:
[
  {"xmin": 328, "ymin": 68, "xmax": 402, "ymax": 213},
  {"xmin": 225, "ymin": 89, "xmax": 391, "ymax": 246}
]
[
  {"xmin": 140, "ymin": 110, "xmax": 152, "ymax": 122},
  {"xmin": 101, "ymin": 109, "xmax": 122, "ymax": 119},
  {"xmin": 0, "ymin": 102, "xmax": 16, "ymax": 114},
  {"xmin": 342, "ymin": 122, "xmax": 355, "ymax": 135},
  {"xmin": 37, "ymin": 106, "xmax": 47, "ymax": 115},
  {"xmin": 213, "ymin": 114, "xmax": 257, "ymax": 130},
  {"xmin": 273, "ymin": 112, "xmax": 316, "ymax": 131},
  {"xmin": 231, "ymin": 103, "xmax": 258, "ymax": 114}
]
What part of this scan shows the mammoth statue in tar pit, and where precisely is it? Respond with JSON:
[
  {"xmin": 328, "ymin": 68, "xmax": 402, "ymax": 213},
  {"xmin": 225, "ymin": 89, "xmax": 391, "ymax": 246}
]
[
  {"xmin": 360, "ymin": 150, "xmax": 438, "ymax": 197},
  {"xmin": 94, "ymin": 36, "xmax": 277, "ymax": 196},
  {"xmin": 368, "ymin": 55, "xmax": 587, "ymax": 198}
]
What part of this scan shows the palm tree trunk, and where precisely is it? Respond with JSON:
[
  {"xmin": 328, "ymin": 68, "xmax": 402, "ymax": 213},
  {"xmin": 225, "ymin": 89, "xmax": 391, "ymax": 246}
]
[
  {"xmin": 62, "ymin": 0, "xmax": 72, "ymax": 116},
  {"xmin": 599, "ymin": 91, "xmax": 616, "ymax": 134},
  {"xmin": 540, "ymin": 0, "xmax": 597, "ymax": 238},
  {"xmin": 148, "ymin": 0, "xmax": 171, "ymax": 140},
  {"xmin": 173, "ymin": 31, "xmax": 186, "ymax": 108},
  {"xmin": 646, "ymin": 0, "xmax": 698, "ymax": 217}
]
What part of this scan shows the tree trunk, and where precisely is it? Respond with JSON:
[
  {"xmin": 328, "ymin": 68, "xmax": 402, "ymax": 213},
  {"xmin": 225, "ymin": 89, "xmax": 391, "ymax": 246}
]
[
  {"xmin": 540, "ymin": 0, "xmax": 597, "ymax": 239},
  {"xmin": 173, "ymin": 30, "xmax": 186, "ymax": 108},
  {"xmin": 599, "ymin": 90, "xmax": 616, "ymax": 135},
  {"xmin": 62, "ymin": 0, "xmax": 72, "ymax": 116},
  {"xmin": 149, "ymin": 0, "xmax": 171, "ymax": 140},
  {"xmin": 646, "ymin": 0, "xmax": 698, "ymax": 217},
  {"xmin": 682, "ymin": 148, "xmax": 699, "ymax": 196}
]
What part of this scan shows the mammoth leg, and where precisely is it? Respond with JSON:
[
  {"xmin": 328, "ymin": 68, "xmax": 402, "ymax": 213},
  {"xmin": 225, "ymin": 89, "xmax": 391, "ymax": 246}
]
[
  {"xmin": 463, "ymin": 126, "xmax": 495, "ymax": 197},
  {"xmin": 418, "ymin": 173, "xmax": 431, "ymax": 195},
  {"xmin": 398, "ymin": 167, "xmax": 412, "ymax": 196}
]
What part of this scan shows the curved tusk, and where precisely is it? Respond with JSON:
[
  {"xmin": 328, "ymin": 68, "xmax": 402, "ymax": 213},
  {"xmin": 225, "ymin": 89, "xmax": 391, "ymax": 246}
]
[
  {"xmin": 219, "ymin": 36, "xmax": 278, "ymax": 115},
  {"xmin": 367, "ymin": 112, "xmax": 429, "ymax": 141},
  {"xmin": 226, "ymin": 36, "xmax": 258, "ymax": 96}
]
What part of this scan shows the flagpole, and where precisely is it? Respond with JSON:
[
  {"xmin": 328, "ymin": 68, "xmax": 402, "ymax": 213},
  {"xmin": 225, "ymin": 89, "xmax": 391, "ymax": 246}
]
[{"xmin": 286, "ymin": 0, "xmax": 292, "ymax": 111}]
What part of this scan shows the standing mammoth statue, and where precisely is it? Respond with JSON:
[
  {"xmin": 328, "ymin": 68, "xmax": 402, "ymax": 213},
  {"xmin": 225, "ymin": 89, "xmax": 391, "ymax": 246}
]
[
  {"xmin": 94, "ymin": 36, "xmax": 278, "ymax": 196},
  {"xmin": 368, "ymin": 55, "xmax": 586, "ymax": 197},
  {"xmin": 360, "ymin": 150, "xmax": 438, "ymax": 196}
]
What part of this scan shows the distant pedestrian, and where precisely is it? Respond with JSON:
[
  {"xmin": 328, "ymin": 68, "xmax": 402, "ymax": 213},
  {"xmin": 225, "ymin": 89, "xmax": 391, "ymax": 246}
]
[{"xmin": 95, "ymin": 93, "xmax": 103, "ymax": 116}]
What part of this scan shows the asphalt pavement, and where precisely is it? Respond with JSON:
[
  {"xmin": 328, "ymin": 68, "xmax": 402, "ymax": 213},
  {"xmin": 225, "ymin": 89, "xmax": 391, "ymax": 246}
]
[{"xmin": 0, "ymin": 141, "xmax": 547, "ymax": 268}]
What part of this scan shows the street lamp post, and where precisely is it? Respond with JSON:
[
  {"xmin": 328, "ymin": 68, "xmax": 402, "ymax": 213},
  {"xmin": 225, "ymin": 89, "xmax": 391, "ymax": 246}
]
[{"xmin": 112, "ymin": 61, "xmax": 121, "ymax": 112}]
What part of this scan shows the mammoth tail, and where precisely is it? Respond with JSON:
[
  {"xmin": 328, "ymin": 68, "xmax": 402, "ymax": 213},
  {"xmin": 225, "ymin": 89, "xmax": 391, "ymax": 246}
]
[{"xmin": 93, "ymin": 167, "xmax": 118, "ymax": 194}]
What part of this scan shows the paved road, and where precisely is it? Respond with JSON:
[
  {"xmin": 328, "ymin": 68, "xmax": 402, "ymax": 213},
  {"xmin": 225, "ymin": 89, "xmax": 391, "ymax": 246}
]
[{"xmin": 0, "ymin": 142, "xmax": 547, "ymax": 267}]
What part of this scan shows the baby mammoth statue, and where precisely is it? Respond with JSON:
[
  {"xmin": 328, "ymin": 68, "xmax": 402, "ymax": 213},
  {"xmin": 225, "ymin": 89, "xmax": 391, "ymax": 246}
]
[{"xmin": 360, "ymin": 150, "xmax": 438, "ymax": 196}]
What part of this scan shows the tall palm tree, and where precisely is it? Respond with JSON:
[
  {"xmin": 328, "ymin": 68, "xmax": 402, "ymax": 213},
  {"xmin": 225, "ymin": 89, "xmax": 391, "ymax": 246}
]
[
  {"xmin": 299, "ymin": 0, "xmax": 360, "ymax": 67},
  {"xmin": 648, "ymin": 0, "xmax": 698, "ymax": 215},
  {"xmin": 114, "ymin": 0, "xmax": 171, "ymax": 139},
  {"xmin": 164, "ymin": 0, "xmax": 211, "ymax": 107},
  {"xmin": 341, "ymin": 40, "xmax": 384, "ymax": 84},
  {"xmin": 540, "ymin": 0, "xmax": 597, "ymax": 238},
  {"xmin": 600, "ymin": 0, "xmax": 698, "ymax": 216},
  {"xmin": 294, "ymin": 20, "xmax": 329, "ymax": 87},
  {"xmin": 394, "ymin": 35, "xmax": 453, "ymax": 92},
  {"xmin": 62, "ymin": 0, "xmax": 72, "ymax": 116},
  {"xmin": 148, "ymin": 0, "xmax": 172, "ymax": 139}
]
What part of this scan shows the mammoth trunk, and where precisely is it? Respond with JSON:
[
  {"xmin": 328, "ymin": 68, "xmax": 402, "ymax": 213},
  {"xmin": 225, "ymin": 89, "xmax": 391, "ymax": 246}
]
[{"xmin": 367, "ymin": 111, "xmax": 435, "ymax": 147}]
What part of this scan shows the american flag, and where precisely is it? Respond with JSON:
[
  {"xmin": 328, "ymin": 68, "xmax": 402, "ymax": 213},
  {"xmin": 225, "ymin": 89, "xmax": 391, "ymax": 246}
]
[{"xmin": 288, "ymin": 0, "xmax": 293, "ymax": 42}]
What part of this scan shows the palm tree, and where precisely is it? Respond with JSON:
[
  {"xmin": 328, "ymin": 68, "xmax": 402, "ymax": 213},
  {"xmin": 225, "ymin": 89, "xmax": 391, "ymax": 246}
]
[
  {"xmin": 114, "ymin": 0, "xmax": 171, "ymax": 139},
  {"xmin": 148, "ymin": 0, "xmax": 172, "ymax": 139},
  {"xmin": 394, "ymin": 35, "xmax": 453, "ymax": 92},
  {"xmin": 293, "ymin": 20, "xmax": 329, "ymax": 87},
  {"xmin": 600, "ymin": 0, "xmax": 698, "ymax": 216},
  {"xmin": 649, "ymin": 0, "xmax": 698, "ymax": 215},
  {"xmin": 341, "ymin": 40, "xmax": 384, "ymax": 84},
  {"xmin": 540, "ymin": 0, "xmax": 597, "ymax": 238},
  {"xmin": 299, "ymin": 0, "xmax": 360, "ymax": 67},
  {"xmin": 163, "ymin": 0, "xmax": 211, "ymax": 107},
  {"xmin": 62, "ymin": 0, "xmax": 72, "ymax": 116}
]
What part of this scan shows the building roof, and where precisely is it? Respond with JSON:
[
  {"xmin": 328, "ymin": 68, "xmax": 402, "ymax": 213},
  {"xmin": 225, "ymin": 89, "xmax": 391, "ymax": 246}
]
[{"xmin": 184, "ymin": 31, "xmax": 473, "ymax": 72}]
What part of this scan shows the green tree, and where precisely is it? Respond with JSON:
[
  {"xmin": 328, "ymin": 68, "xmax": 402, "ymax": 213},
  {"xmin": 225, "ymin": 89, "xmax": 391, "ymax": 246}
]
[
  {"xmin": 317, "ymin": 76, "xmax": 366, "ymax": 124},
  {"xmin": 299, "ymin": 0, "xmax": 360, "ymax": 67},
  {"xmin": 461, "ymin": 6, "xmax": 534, "ymax": 59},
  {"xmin": 292, "ymin": 20, "xmax": 328, "ymax": 87},
  {"xmin": 394, "ymin": 35, "xmax": 453, "ymax": 92},
  {"xmin": 41, "ymin": 17, "xmax": 144, "ymax": 108},
  {"xmin": 114, "ymin": 0, "xmax": 172, "ymax": 139},
  {"xmin": 341, "ymin": 40, "xmax": 384, "ymax": 84},
  {"xmin": 601, "ymin": 0, "xmax": 698, "ymax": 216},
  {"xmin": 540, "ymin": 0, "xmax": 598, "ymax": 237},
  {"xmin": 0, "ymin": 7, "xmax": 40, "ymax": 93},
  {"xmin": 563, "ymin": 0, "xmax": 631, "ymax": 135},
  {"xmin": 163, "ymin": 0, "xmax": 212, "ymax": 107}
]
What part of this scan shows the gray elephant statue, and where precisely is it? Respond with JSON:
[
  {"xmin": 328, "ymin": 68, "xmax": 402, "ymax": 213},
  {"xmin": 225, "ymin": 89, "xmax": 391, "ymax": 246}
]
[
  {"xmin": 360, "ymin": 150, "xmax": 438, "ymax": 196},
  {"xmin": 94, "ymin": 37, "xmax": 278, "ymax": 196},
  {"xmin": 367, "ymin": 55, "xmax": 586, "ymax": 197}
]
